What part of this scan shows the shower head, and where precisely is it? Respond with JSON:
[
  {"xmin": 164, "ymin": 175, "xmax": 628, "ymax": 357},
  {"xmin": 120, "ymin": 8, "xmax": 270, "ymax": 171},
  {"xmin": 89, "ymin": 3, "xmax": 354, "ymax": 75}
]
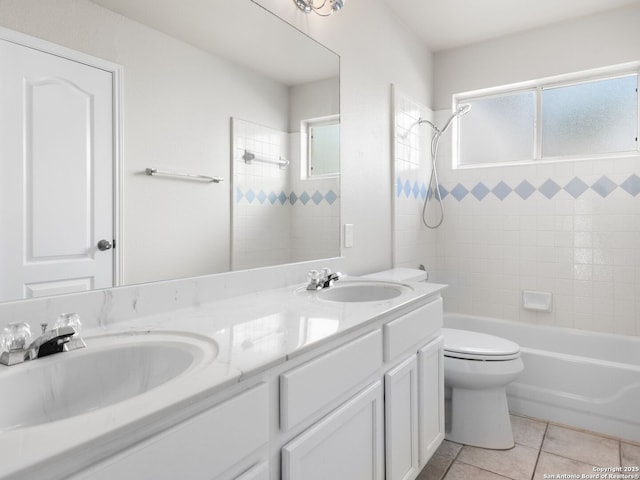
[
  {"xmin": 439, "ymin": 103, "xmax": 471, "ymax": 136},
  {"xmin": 457, "ymin": 103, "xmax": 472, "ymax": 116}
]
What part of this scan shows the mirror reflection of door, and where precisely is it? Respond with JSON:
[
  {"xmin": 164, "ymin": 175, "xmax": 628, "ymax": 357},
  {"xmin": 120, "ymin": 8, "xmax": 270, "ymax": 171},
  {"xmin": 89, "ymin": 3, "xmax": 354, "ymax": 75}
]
[{"xmin": 0, "ymin": 37, "xmax": 115, "ymax": 301}]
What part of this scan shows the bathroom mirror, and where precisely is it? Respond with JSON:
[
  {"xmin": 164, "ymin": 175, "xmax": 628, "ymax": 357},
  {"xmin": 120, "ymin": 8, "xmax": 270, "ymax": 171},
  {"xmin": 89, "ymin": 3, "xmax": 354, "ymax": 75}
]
[{"xmin": 0, "ymin": 0, "xmax": 340, "ymax": 302}]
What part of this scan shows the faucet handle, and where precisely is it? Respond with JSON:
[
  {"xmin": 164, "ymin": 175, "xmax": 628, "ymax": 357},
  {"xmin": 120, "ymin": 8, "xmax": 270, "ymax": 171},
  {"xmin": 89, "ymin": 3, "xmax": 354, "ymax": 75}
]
[
  {"xmin": 53, "ymin": 313, "xmax": 82, "ymax": 333},
  {"xmin": 1, "ymin": 322, "xmax": 32, "ymax": 352},
  {"xmin": 307, "ymin": 270, "xmax": 320, "ymax": 282}
]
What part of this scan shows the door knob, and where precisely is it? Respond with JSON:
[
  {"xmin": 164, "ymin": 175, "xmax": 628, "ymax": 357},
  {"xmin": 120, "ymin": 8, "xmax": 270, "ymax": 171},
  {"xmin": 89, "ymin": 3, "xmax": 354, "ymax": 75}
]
[{"xmin": 97, "ymin": 239, "xmax": 113, "ymax": 251}]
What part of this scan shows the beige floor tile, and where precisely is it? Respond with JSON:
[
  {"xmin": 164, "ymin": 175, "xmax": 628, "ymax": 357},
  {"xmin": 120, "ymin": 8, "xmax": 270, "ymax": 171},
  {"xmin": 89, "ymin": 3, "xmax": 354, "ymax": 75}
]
[
  {"xmin": 457, "ymin": 443, "xmax": 539, "ymax": 480},
  {"xmin": 622, "ymin": 442, "xmax": 640, "ymax": 468},
  {"xmin": 542, "ymin": 424, "xmax": 619, "ymax": 467},
  {"xmin": 435, "ymin": 440, "xmax": 463, "ymax": 460},
  {"xmin": 417, "ymin": 454, "xmax": 454, "ymax": 480},
  {"xmin": 511, "ymin": 415, "xmax": 547, "ymax": 449},
  {"xmin": 533, "ymin": 451, "xmax": 598, "ymax": 480},
  {"xmin": 444, "ymin": 462, "xmax": 512, "ymax": 480}
]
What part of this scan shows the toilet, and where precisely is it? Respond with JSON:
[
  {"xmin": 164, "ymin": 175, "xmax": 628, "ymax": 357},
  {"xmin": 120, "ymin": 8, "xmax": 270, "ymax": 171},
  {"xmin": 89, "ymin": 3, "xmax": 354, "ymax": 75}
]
[
  {"xmin": 442, "ymin": 327, "xmax": 523, "ymax": 449},
  {"xmin": 361, "ymin": 268, "xmax": 524, "ymax": 450}
]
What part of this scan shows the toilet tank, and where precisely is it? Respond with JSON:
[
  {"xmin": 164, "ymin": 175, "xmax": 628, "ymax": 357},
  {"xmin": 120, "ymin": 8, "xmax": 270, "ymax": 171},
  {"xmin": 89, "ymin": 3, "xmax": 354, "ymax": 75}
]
[{"xmin": 359, "ymin": 267, "xmax": 427, "ymax": 283}]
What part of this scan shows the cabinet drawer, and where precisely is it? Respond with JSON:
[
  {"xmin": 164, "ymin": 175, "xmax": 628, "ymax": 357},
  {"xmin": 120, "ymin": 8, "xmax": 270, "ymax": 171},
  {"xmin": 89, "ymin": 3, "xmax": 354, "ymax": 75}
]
[
  {"xmin": 280, "ymin": 329, "xmax": 383, "ymax": 430},
  {"xmin": 74, "ymin": 384, "xmax": 269, "ymax": 480},
  {"xmin": 383, "ymin": 298, "xmax": 442, "ymax": 361}
]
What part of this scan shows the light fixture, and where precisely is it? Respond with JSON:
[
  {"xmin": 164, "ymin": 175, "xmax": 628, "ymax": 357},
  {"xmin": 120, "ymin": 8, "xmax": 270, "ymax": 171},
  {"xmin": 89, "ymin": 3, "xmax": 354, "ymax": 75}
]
[{"xmin": 293, "ymin": 0, "xmax": 345, "ymax": 17}]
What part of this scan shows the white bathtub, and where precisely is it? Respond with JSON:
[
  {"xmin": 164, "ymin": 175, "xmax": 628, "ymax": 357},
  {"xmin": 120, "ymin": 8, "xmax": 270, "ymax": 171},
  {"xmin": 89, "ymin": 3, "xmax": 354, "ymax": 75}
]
[{"xmin": 444, "ymin": 313, "xmax": 640, "ymax": 443}]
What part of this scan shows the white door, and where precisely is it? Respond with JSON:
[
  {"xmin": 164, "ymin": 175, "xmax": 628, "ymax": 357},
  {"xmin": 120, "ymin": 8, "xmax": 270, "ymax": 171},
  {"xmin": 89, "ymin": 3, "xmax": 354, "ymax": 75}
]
[{"xmin": 0, "ymin": 38, "xmax": 114, "ymax": 301}]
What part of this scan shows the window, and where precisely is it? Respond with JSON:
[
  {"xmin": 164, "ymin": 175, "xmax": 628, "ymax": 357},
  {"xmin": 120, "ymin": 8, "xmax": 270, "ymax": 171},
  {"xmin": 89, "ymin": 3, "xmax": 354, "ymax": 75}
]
[
  {"xmin": 542, "ymin": 75, "xmax": 637, "ymax": 157},
  {"xmin": 456, "ymin": 68, "xmax": 639, "ymax": 167},
  {"xmin": 304, "ymin": 116, "xmax": 340, "ymax": 177},
  {"xmin": 459, "ymin": 91, "xmax": 535, "ymax": 165}
]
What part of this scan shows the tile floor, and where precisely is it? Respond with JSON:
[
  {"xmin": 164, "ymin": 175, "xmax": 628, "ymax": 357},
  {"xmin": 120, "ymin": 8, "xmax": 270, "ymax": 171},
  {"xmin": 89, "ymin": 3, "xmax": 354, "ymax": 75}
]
[{"xmin": 418, "ymin": 415, "xmax": 640, "ymax": 480}]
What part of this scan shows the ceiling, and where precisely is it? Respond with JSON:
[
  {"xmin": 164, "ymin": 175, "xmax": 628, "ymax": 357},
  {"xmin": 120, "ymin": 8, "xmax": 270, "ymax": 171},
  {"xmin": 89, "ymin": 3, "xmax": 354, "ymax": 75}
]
[
  {"xmin": 89, "ymin": 0, "xmax": 338, "ymax": 86},
  {"xmin": 380, "ymin": 0, "xmax": 640, "ymax": 52}
]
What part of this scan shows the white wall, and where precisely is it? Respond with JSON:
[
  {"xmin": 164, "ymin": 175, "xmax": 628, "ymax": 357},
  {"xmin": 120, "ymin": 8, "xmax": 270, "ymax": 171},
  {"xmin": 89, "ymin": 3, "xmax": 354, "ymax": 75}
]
[
  {"xmin": 391, "ymin": 86, "xmax": 436, "ymax": 272},
  {"xmin": 431, "ymin": 4, "xmax": 640, "ymax": 335},
  {"xmin": 288, "ymin": 78, "xmax": 341, "ymax": 263},
  {"xmin": 0, "ymin": 0, "xmax": 433, "ymax": 287},
  {"xmin": 434, "ymin": 4, "xmax": 640, "ymax": 109},
  {"xmin": 0, "ymin": 0, "xmax": 289, "ymax": 284},
  {"xmin": 255, "ymin": 0, "xmax": 434, "ymax": 275}
]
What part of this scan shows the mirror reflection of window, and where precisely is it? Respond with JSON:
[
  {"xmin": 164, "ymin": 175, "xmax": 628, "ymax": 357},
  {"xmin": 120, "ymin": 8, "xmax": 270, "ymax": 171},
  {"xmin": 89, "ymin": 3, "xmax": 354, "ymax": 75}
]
[{"xmin": 306, "ymin": 117, "xmax": 340, "ymax": 177}]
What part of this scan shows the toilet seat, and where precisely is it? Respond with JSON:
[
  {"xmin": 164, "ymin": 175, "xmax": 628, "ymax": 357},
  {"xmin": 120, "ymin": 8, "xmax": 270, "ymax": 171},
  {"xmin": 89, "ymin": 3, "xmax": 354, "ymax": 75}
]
[{"xmin": 443, "ymin": 328, "xmax": 521, "ymax": 361}]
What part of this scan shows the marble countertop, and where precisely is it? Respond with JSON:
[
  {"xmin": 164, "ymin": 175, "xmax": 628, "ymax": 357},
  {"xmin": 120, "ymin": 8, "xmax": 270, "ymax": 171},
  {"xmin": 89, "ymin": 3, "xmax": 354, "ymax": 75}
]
[{"xmin": 0, "ymin": 278, "xmax": 446, "ymax": 480}]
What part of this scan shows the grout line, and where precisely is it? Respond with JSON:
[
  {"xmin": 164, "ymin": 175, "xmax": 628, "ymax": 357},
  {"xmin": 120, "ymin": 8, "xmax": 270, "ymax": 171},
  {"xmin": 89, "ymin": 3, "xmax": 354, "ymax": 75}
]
[{"xmin": 530, "ymin": 421, "xmax": 550, "ymax": 480}]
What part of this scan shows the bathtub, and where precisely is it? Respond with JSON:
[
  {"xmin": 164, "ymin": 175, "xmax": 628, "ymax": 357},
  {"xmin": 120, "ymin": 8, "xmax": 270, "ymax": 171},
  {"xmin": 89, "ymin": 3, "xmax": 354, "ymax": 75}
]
[{"xmin": 444, "ymin": 313, "xmax": 640, "ymax": 443}]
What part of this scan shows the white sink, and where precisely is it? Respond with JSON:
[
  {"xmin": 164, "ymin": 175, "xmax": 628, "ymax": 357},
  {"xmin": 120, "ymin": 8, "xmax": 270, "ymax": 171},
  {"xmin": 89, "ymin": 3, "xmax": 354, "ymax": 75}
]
[
  {"xmin": 316, "ymin": 281, "xmax": 412, "ymax": 302},
  {"xmin": 0, "ymin": 331, "xmax": 219, "ymax": 431}
]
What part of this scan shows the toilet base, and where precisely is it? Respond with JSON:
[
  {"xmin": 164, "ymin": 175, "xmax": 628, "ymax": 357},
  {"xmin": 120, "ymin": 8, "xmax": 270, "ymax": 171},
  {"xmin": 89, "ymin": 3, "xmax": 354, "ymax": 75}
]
[{"xmin": 446, "ymin": 386, "xmax": 515, "ymax": 450}]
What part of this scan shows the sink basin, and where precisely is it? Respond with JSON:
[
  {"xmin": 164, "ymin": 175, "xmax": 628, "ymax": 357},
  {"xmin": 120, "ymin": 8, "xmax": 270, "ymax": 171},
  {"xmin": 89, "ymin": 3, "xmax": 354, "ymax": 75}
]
[
  {"xmin": 316, "ymin": 281, "xmax": 412, "ymax": 302},
  {"xmin": 0, "ymin": 331, "xmax": 218, "ymax": 431}
]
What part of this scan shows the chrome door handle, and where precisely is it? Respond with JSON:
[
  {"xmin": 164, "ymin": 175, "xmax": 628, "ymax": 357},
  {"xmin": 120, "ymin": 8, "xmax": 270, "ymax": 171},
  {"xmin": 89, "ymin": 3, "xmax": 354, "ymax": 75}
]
[{"xmin": 97, "ymin": 239, "xmax": 113, "ymax": 251}]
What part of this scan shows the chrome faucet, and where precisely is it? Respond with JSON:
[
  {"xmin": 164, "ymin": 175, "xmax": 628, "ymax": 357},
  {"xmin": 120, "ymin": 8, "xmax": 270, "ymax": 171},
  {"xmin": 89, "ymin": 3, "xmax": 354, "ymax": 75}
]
[
  {"xmin": 0, "ymin": 315, "xmax": 86, "ymax": 366},
  {"xmin": 306, "ymin": 268, "xmax": 343, "ymax": 290}
]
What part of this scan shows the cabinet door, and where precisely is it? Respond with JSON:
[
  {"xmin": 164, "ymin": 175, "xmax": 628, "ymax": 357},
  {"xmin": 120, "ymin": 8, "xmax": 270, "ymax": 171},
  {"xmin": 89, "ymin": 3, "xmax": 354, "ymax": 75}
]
[
  {"xmin": 418, "ymin": 336, "xmax": 445, "ymax": 467},
  {"xmin": 282, "ymin": 381, "xmax": 384, "ymax": 480},
  {"xmin": 385, "ymin": 355, "xmax": 419, "ymax": 480}
]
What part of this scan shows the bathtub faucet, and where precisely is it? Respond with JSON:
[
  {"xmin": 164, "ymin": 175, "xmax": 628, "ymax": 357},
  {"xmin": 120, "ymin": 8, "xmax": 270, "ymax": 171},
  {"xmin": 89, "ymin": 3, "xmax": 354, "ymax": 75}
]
[{"xmin": 306, "ymin": 268, "xmax": 343, "ymax": 290}]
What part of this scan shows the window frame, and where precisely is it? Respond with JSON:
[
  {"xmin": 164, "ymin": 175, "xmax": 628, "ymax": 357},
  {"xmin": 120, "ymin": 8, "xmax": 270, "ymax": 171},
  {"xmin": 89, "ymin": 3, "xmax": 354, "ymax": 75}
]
[{"xmin": 452, "ymin": 62, "xmax": 640, "ymax": 169}]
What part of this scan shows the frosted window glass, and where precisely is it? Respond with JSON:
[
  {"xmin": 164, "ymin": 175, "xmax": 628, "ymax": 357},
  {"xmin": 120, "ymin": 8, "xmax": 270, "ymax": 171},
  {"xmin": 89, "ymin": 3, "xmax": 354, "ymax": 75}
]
[
  {"xmin": 542, "ymin": 75, "xmax": 638, "ymax": 157},
  {"xmin": 309, "ymin": 122, "xmax": 340, "ymax": 176},
  {"xmin": 459, "ymin": 91, "xmax": 535, "ymax": 165}
]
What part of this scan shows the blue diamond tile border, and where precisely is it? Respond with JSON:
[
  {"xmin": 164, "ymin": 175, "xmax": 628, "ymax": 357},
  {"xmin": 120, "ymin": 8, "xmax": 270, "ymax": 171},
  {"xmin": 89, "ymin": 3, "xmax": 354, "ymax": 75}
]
[
  {"xmin": 235, "ymin": 188, "xmax": 340, "ymax": 206},
  {"xmin": 450, "ymin": 183, "xmax": 469, "ymax": 201},
  {"xmin": 591, "ymin": 175, "xmax": 617, "ymax": 198},
  {"xmin": 239, "ymin": 172, "xmax": 639, "ymax": 208},
  {"xmin": 564, "ymin": 177, "xmax": 589, "ymax": 199},
  {"xmin": 538, "ymin": 179, "xmax": 561, "ymax": 199},
  {"xmin": 471, "ymin": 182, "xmax": 490, "ymax": 200},
  {"xmin": 514, "ymin": 180, "xmax": 536, "ymax": 200},
  {"xmin": 492, "ymin": 181, "xmax": 511, "ymax": 201},
  {"xmin": 620, "ymin": 174, "xmax": 640, "ymax": 196}
]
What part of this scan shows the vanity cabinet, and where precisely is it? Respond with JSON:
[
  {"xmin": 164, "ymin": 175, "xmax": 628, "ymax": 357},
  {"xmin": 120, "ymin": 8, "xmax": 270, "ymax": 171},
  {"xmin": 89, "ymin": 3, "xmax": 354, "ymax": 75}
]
[
  {"xmin": 282, "ymin": 296, "xmax": 444, "ymax": 480},
  {"xmin": 69, "ymin": 384, "xmax": 269, "ymax": 480},
  {"xmin": 280, "ymin": 329, "xmax": 383, "ymax": 431},
  {"xmin": 63, "ymin": 292, "xmax": 443, "ymax": 480},
  {"xmin": 280, "ymin": 329, "xmax": 384, "ymax": 480},
  {"xmin": 383, "ymin": 299, "xmax": 445, "ymax": 480},
  {"xmin": 282, "ymin": 381, "xmax": 384, "ymax": 480}
]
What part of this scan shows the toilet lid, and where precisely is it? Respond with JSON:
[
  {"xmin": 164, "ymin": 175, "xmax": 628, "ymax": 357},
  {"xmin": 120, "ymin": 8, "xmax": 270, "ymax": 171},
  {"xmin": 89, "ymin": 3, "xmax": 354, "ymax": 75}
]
[{"xmin": 443, "ymin": 328, "xmax": 521, "ymax": 361}]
